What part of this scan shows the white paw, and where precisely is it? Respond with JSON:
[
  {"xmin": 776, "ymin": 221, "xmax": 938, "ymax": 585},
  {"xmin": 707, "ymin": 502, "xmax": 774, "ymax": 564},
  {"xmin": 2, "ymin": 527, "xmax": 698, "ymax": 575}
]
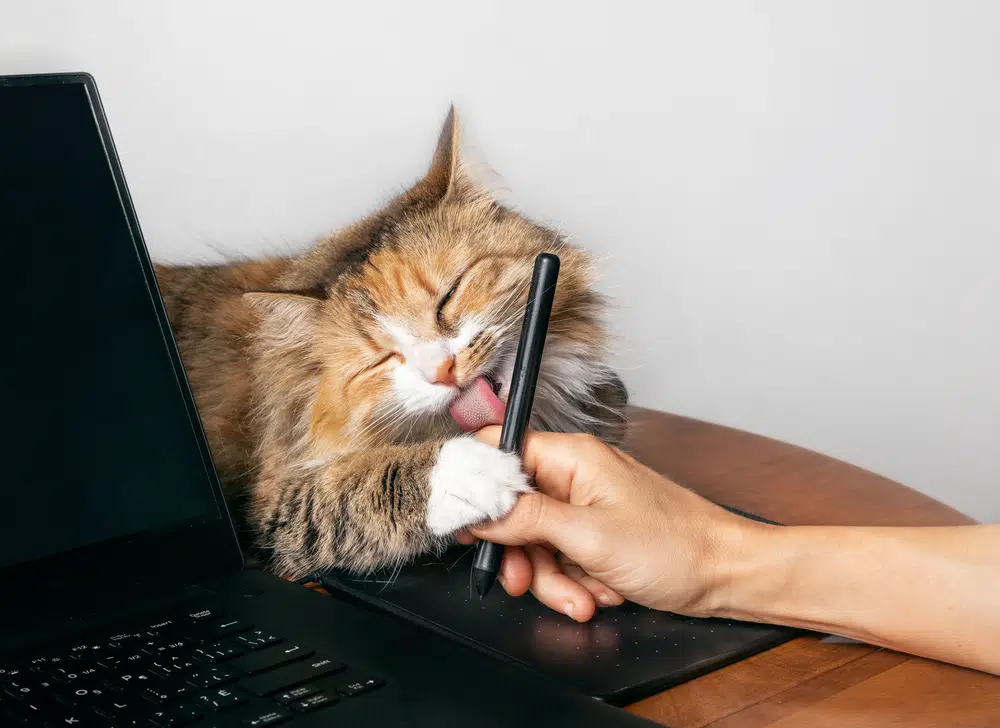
[{"xmin": 425, "ymin": 438, "xmax": 531, "ymax": 536}]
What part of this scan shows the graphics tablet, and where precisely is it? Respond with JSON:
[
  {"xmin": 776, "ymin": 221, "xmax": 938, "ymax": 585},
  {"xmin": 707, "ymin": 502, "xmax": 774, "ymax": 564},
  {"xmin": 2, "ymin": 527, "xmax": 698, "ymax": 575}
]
[{"xmin": 319, "ymin": 505, "xmax": 800, "ymax": 706}]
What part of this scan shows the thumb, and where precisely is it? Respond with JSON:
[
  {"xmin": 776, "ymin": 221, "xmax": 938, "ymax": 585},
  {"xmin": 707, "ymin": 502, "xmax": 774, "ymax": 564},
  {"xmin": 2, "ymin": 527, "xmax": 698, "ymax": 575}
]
[{"xmin": 468, "ymin": 490, "xmax": 578, "ymax": 549}]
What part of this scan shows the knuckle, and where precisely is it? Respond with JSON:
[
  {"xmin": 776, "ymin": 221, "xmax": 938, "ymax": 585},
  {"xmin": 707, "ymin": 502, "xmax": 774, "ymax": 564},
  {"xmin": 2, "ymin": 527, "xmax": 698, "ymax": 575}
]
[
  {"xmin": 516, "ymin": 492, "xmax": 547, "ymax": 531},
  {"xmin": 579, "ymin": 432, "xmax": 607, "ymax": 453}
]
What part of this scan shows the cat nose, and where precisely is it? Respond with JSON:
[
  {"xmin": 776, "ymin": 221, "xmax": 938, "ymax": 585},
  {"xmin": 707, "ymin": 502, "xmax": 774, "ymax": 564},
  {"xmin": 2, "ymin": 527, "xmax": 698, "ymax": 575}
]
[{"xmin": 430, "ymin": 356, "xmax": 457, "ymax": 387}]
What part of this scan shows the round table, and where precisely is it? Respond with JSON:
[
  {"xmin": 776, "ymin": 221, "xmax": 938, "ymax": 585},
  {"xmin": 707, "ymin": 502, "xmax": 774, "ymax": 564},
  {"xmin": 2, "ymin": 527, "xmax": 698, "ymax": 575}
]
[{"xmin": 621, "ymin": 407, "xmax": 998, "ymax": 728}]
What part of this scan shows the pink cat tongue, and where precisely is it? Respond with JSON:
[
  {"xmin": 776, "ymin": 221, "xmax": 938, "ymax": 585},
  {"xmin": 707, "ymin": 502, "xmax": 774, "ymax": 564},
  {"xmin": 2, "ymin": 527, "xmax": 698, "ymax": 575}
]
[{"xmin": 449, "ymin": 376, "xmax": 507, "ymax": 433}]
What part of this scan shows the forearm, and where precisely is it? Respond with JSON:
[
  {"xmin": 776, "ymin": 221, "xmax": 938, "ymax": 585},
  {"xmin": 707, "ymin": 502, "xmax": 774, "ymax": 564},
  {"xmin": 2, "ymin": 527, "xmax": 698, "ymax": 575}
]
[{"xmin": 711, "ymin": 522, "xmax": 1000, "ymax": 674}]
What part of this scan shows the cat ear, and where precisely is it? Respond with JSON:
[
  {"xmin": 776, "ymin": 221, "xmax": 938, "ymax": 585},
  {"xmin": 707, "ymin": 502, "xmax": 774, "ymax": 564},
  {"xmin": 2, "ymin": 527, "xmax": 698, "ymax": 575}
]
[
  {"xmin": 424, "ymin": 105, "xmax": 461, "ymax": 199},
  {"xmin": 408, "ymin": 106, "xmax": 484, "ymax": 206},
  {"xmin": 242, "ymin": 292, "xmax": 320, "ymax": 338}
]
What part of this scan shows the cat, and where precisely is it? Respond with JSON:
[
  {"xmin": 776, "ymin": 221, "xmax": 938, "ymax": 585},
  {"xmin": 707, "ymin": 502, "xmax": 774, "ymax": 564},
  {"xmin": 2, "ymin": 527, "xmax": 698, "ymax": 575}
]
[{"xmin": 153, "ymin": 108, "xmax": 628, "ymax": 579}]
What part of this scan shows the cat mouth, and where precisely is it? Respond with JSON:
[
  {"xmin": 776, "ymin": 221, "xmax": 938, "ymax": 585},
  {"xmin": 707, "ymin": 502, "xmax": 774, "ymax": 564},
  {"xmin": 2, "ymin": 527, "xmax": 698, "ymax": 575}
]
[{"xmin": 483, "ymin": 373, "xmax": 503, "ymax": 398}]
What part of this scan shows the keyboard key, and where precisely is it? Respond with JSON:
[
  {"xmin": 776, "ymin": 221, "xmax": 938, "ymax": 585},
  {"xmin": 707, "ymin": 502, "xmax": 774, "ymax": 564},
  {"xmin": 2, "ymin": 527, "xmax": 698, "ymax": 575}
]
[
  {"xmin": 193, "ymin": 643, "xmax": 245, "ymax": 663},
  {"xmin": 146, "ymin": 618, "xmax": 183, "ymax": 637},
  {"xmin": 290, "ymin": 692, "xmax": 337, "ymax": 713},
  {"xmin": 60, "ymin": 683, "xmax": 112, "ymax": 704},
  {"xmin": 149, "ymin": 702, "xmax": 203, "ymax": 727},
  {"xmin": 107, "ymin": 631, "xmax": 144, "ymax": 647},
  {"xmin": 229, "ymin": 644, "xmax": 311, "ymax": 676},
  {"xmin": 186, "ymin": 607, "xmax": 226, "ymax": 624},
  {"xmin": 148, "ymin": 654, "xmax": 200, "ymax": 678},
  {"xmin": 234, "ymin": 630, "xmax": 282, "ymax": 651},
  {"xmin": 187, "ymin": 666, "xmax": 240, "ymax": 688},
  {"xmin": 206, "ymin": 619, "xmax": 253, "ymax": 641},
  {"xmin": 143, "ymin": 679, "xmax": 195, "ymax": 704},
  {"xmin": 91, "ymin": 694, "xmax": 140, "ymax": 722},
  {"xmin": 141, "ymin": 684, "xmax": 172, "ymax": 704},
  {"xmin": 273, "ymin": 683, "xmax": 319, "ymax": 705},
  {"xmin": 67, "ymin": 642, "xmax": 113, "ymax": 665},
  {"xmin": 107, "ymin": 668, "xmax": 158, "ymax": 688},
  {"xmin": 238, "ymin": 656, "xmax": 345, "ymax": 696},
  {"xmin": 29, "ymin": 654, "xmax": 69, "ymax": 670},
  {"xmin": 195, "ymin": 686, "xmax": 248, "ymax": 711},
  {"xmin": 95, "ymin": 652, "xmax": 124, "ymax": 670},
  {"xmin": 142, "ymin": 639, "xmax": 189, "ymax": 657},
  {"xmin": 43, "ymin": 710, "xmax": 95, "ymax": 726},
  {"xmin": 241, "ymin": 706, "xmax": 293, "ymax": 727},
  {"xmin": 107, "ymin": 651, "xmax": 149, "ymax": 669},
  {"xmin": 50, "ymin": 665, "xmax": 102, "ymax": 686},
  {"xmin": 335, "ymin": 676, "xmax": 385, "ymax": 697}
]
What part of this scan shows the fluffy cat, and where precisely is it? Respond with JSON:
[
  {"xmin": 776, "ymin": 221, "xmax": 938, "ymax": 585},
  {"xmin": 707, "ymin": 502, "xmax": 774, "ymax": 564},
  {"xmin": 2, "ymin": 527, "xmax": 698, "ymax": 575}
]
[{"xmin": 154, "ymin": 109, "xmax": 628, "ymax": 579}]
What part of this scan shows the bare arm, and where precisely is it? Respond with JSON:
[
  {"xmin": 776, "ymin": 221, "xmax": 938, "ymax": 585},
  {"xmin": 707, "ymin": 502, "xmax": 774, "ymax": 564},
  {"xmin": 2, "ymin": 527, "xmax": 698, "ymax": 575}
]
[{"xmin": 714, "ymin": 523, "xmax": 1000, "ymax": 674}]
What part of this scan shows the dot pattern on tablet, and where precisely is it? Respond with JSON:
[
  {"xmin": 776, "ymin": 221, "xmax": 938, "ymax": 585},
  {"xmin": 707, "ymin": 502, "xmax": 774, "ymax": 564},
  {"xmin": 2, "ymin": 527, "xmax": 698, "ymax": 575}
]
[{"xmin": 319, "ymin": 545, "xmax": 798, "ymax": 705}]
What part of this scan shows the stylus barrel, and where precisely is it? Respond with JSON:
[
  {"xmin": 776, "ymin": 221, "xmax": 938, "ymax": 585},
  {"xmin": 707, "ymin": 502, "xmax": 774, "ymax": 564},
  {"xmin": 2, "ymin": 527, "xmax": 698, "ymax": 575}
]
[{"xmin": 473, "ymin": 253, "xmax": 560, "ymax": 597}]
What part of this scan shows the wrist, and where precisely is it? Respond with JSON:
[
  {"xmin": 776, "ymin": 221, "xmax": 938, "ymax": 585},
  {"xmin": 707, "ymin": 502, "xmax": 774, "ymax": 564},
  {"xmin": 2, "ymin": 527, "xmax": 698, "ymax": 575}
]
[
  {"xmin": 705, "ymin": 520, "xmax": 857, "ymax": 634},
  {"xmin": 700, "ymin": 512, "xmax": 787, "ymax": 619}
]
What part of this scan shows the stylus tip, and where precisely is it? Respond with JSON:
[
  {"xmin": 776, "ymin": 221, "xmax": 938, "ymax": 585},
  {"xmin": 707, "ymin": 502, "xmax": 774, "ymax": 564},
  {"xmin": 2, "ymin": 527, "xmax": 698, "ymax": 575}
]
[{"xmin": 473, "ymin": 568, "xmax": 495, "ymax": 599}]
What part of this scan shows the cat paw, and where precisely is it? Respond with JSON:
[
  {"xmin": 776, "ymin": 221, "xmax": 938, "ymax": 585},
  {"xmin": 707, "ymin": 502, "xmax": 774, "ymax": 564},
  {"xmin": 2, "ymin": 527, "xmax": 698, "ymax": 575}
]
[{"xmin": 425, "ymin": 438, "xmax": 531, "ymax": 536}]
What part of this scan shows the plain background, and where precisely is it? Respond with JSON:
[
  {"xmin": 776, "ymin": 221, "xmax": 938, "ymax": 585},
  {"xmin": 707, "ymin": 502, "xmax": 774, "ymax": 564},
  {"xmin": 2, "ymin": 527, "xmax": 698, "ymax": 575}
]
[{"xmin": 3, "ymin": 1, "xmax": 997, "ymax": 521}]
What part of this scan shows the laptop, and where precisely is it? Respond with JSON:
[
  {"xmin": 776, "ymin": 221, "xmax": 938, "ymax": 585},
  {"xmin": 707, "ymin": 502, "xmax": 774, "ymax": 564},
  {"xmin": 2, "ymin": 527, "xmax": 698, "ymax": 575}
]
[{"xmin": 0, "ymin": 72, "xmax": 662, "ymax": 728}]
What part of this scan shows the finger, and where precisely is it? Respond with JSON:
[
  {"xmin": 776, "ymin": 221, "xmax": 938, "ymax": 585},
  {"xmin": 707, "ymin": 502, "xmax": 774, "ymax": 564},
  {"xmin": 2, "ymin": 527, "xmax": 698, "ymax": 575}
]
[
  {"xmin": 455, "ymin": 531, "xmax": 477, "ymax": 545},
  {"xmin": 499, "ymin": 546, "xmax": 532, "ymax": 596},
  {"xmin": 524, "ymin": 544, "xmax": 596, "ymax": 622},
  {"xmin": 475, "ymin": 427, "xmax": 612, "ymax": 505},
  {"xmin": 467, "ymin": 491, "xmax": 577, "ymax": 549},
  {"xmin": 557, "ymin": 554, "xmax": 625, "ymax": 608}
]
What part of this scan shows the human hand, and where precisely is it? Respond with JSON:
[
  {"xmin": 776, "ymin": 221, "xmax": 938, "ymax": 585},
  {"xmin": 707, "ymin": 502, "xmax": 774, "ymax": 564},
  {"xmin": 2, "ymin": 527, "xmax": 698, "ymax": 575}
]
[{"xmin": 458, "ymin": 428, "xmax": 768, "ymax": 622}]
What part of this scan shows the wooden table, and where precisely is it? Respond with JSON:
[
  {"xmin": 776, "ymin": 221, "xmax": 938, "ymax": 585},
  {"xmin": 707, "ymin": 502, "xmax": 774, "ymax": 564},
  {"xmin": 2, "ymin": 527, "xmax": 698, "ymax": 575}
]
[{"xmin": 621, "ymin": 407, "xmax": 999, "ymax": 728}]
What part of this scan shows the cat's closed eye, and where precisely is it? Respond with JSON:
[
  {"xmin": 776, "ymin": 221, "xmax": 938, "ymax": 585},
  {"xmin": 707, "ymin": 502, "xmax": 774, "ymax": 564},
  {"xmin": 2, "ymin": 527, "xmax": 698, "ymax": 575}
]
[
  {"xmin": 368, "ymin": 352, "xmax": 401, "ymax": 372},
  {"xmin": 436, "ymin": 281, "xmax": 460, "ymax": 325}
]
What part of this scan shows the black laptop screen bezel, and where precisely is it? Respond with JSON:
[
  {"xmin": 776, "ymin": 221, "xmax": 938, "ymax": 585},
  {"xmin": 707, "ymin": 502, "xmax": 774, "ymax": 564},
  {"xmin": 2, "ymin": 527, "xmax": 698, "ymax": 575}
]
[{"xmin": 0, "ymin": 73, "xmax": 244, "ymax": 611}]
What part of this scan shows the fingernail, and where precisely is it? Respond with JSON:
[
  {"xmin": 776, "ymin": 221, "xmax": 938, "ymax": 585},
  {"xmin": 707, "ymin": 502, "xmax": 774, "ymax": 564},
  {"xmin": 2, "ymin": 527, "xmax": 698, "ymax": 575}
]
[
  {"xmin": 563, "ymin": 602, "xmax": 575, "ymax": 619},
  {"xmin": 598, "ymin": 594, "xmax": 612, "ymax": 606},
  {"xmin": 497, "ymin": 574, "xmax": 506, "ymax": 588}
]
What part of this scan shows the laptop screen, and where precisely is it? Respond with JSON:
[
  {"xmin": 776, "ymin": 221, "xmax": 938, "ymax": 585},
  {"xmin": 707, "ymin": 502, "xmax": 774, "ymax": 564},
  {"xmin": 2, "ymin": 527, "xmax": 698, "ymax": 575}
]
[{"xmin": 0, "ymin": 79, "xmax": 222, "ymax": 570}]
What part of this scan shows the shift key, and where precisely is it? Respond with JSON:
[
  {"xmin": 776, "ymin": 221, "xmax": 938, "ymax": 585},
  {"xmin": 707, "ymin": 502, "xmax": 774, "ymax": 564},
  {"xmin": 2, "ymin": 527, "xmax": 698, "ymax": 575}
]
[{"xmin": 239, "ymin": 656, "xmax": 347, "ymax": 696}]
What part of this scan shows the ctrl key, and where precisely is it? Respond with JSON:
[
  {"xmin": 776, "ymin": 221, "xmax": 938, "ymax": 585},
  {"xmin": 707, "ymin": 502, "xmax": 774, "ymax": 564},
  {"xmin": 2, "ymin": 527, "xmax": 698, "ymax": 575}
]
[{"xmin": 290, "ymin": 692, "xmax": 339, "ymax": 713}]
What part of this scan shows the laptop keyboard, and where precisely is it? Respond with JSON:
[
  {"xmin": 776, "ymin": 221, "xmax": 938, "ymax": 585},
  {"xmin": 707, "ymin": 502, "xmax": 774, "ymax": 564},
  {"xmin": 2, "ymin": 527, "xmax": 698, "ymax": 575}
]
[{"xmin": 1, "ymin": 604, "xmax": 385, "ymax": 726}]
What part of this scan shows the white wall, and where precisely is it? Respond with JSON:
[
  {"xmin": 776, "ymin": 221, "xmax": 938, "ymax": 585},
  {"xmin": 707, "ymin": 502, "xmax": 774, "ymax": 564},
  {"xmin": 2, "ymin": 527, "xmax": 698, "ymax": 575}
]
[{"xmin": 4, "ymin": 1, "xmax": 997, "ymax": 521}]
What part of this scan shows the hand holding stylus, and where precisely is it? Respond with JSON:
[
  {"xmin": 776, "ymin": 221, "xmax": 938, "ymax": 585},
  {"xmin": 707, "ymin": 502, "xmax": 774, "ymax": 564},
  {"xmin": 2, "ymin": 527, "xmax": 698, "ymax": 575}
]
[
  {"xmin": 460, "ymin": 429, "xmax": 1000, "ymax": 677},
  {"xmin": 462, "ymin": 428, "xmax": 737, "ymax": 621}
]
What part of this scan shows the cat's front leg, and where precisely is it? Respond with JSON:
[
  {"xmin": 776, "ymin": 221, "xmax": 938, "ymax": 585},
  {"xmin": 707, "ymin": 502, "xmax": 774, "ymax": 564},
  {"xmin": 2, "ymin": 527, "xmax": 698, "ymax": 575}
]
[{"xmin": 250, "ymin": 437, "xmax": 529, "ymax": 578}]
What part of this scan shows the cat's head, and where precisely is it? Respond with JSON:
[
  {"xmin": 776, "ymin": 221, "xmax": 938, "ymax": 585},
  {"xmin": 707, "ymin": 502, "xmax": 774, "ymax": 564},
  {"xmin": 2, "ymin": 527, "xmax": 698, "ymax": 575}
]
[{"xmin": 247, "ymin": 109, "xmax": 627, "ymax": 451}]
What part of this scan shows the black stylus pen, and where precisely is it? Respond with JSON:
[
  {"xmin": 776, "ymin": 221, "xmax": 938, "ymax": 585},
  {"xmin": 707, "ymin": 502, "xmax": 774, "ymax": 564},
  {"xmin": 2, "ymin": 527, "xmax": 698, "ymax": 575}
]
[{"xmin": 472, "ymin": 252, "xmax": 560, "ymax": 598}]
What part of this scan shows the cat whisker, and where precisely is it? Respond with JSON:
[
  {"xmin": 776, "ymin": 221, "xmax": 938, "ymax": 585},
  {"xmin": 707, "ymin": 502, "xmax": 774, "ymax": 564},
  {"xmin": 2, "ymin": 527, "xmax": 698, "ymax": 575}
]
[
  {"xmin": 446, "ymin": 545, "xmax": 475, "ymax": 572},
  {"xmin": 342, "ymin": 402, "xmax": 413, "ymax": 449},
  {"xmin": 378, "ymin": 558, "xmax": 404, "ymax": 594}
]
